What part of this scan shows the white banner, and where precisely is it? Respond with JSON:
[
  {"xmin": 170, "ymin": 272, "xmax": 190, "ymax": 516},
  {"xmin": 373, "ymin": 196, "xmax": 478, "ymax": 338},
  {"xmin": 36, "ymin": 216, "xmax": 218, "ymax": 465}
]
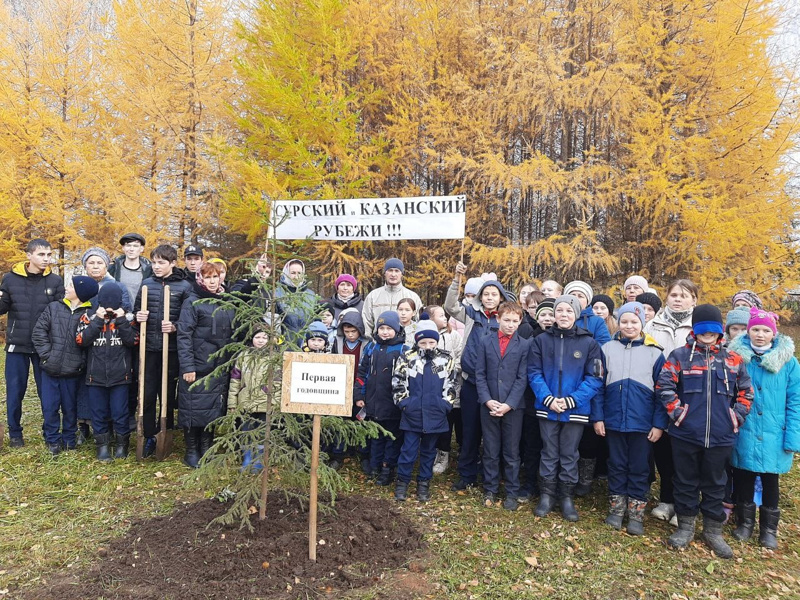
[{"xmin": 271, "ymin": 195, "xmax": 466, "ymax": 240}]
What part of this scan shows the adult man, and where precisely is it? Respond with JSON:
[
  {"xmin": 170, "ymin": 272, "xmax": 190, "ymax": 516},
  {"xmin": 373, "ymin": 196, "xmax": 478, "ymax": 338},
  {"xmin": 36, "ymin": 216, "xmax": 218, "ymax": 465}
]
[
  {"xmin": 108, "ymin": 233, "xmax": 152, "ymax": 302},
  {"xmin": 0, "ymin": 239, "xmax": 65, "ymax": 446},
  {"xmin": 362, "ymin": 258, "xmax": 422, "ymax": 336},
  {"xmin": 183, "ymin": 245, "xmax": 204, "ymax": 276}
]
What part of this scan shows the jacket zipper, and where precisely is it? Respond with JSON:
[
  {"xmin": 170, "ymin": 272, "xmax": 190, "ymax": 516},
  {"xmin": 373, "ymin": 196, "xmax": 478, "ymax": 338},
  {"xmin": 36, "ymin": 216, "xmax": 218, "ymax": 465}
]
[
  {"xmin": 557, "ymin": 333, "xmax": 564, "ymax": 397},
  {"xmin": 705, "ymin": 347, "xmax": 712, "ymax": 448}
]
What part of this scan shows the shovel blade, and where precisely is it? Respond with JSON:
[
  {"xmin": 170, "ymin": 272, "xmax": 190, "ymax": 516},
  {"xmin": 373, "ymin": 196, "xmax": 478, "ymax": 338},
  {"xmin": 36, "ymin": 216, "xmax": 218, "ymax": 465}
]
[{"xmin": 155, "ymin": 419, "xmax": 173, "ymax": 461}]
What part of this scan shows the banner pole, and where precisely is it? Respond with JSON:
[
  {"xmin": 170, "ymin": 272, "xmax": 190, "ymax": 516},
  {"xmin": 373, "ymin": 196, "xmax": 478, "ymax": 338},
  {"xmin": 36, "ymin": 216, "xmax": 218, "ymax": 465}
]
[{"xmin": 457, "ymin": 238, "xmax": 465, "ymax": 289}]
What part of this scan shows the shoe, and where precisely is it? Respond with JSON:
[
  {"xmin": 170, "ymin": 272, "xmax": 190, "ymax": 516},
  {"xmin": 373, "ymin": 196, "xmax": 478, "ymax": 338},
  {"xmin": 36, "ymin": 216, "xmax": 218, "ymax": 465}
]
[
  {"xmin": 328, "ymin": 456, "xmax": 344, "ymax": 471},
  {"xmin": 94, "ymin": 433, "xmax": 112, "ymax": 463},
  {"xmin": 360, "ymin": 457, "xmax": 373, "ymax": 475},
  {"xmin": 395, "ymin": 480, "xmax": 409, "ymax": 502},
  {"xmin": 517, "ymin": 490, "xmax": 531, "ymax": 504},
  {"xmin": 534, "ymin": 478, "xmax": 558, "ymax": 517},
  {"xmin": 732, "ymin": 502, "xmax": 756, "ymax": 541},
  {"xmin": 432, "ymin": 450, "xmax": 450, "ymax": 475},
  {"xmin": 503, "ymin": 497, "xmax": 519, "ymax": 511},
  {"xmin": 199, "ymin": 430, "xmax": 214, "ymax": 458},
  {"xmin": 114, "ymin": 434, "xmax": 130, "ymax": 459},
  {"xmin": 759, "ymin": 507, "xmax": 780, "ymax": 550},
  {"xmin": 77, "ymin": 422, "xmax": 91, "ymax": 446},
  {"xmin": 450, "ymin": 478, "xmax": 475, "ymax": 492},
  {"xmin": 417, "ymin": 480, "xmax": 431, "ymax": 502},
  {"xmin": 9, "ymin": 436, "xmax": 24, "ymax": 448},
  {"xmin": 626, "ymin": 499, "xmax": 647, "ymax": 536},
  {"xmin": 701, "ymin": 515, "xmax": 733, "ymax": 559},
  {"xmin": 483, "ymin": 492, "xmax": 497, "ymax": 507},
  {"xmin": 575, "ymin": 458, "xmax": 595, "ymax": 497},
  {"xmin": 142, "ymin": 437, "xmax": 157, "ymax": 458},
  {"xmin": 46, "ymin": 443, "xmax": 61, "ymax": 456},
  {"xmin": 669, "ymin": 513, "xmax": 678, "ymax": 527},
  {"xmin": 651, "ymin": 502, "xmax": 675, "ymax": 522},
  {"xmin": 605, "ymin": 494, "xmax": 627, "ymax": 530},
  {"xmin": 559, "ymin": 482, "xmax": 579, "ymax": 522},
  {"xmin": 376, "ymin": 466, "xmax": 396, "ymax": 486},
  {"xmin": 183, "ymin": 428, "xmax": 200, "ymax": 469},
  {"xmin": 667, "ymin": 514, "xmax": 696, "ymax": 550}
]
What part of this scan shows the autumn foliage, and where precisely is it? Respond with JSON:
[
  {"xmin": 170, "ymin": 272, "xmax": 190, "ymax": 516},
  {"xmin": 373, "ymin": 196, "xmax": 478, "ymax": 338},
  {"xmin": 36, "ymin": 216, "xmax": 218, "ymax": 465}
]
[{"xmin": 0, "ymin": 0, "xmax": 797, "ymax": 304}]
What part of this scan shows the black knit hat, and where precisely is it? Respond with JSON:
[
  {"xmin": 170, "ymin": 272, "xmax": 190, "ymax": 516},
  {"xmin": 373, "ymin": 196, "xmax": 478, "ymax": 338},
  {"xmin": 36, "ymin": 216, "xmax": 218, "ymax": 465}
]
[
  {"xmin": 635, "ymin": 292, "xmax": 662, "ymax": 314},
  {"xmin": 692, "ymin": 304, "xmax": 723, "ymax": 336},
  {"xmin": 98, "ymin": 282, "xmax": 123, "ymax": 311},
  {"xmin": 72, "ymin": 276, "xmax": 99, "ymax": 303},
  {"xmin": 590, "ymin": 294, "xmax": 615, "ymax": 314}
]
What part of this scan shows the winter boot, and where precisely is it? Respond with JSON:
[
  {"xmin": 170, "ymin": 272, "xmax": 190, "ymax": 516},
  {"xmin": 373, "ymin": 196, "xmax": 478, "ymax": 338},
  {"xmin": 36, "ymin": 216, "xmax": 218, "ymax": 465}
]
[
  {"xmin": 376, "ymin": 466, "xmax": 396, "ymax": 486},
  {"xmin": 534, "ymin": 478, "xmax": 558, "ymax": 518},
  {"xmin": 432, "ymin": 450, "xmax": 450, "ymax": 475},
  {"xmin": 395, "ymin": 480, "xmax": 409, "ymax": 502},
  {"xmin": 732, "ymin": 502, "xmax": 756, "ymax": 541},
  {"xmin": 46, "ymin": 443, "xmax": 61, "ymax": 456},
  {"xmin": 651, "ymin": 502, "xmax": 675, "ymax": 522},
  {"xmin": 199, "ymin": 430, "xmax": 214, "ymax": 458},
  {"xmin": 701, "ymin": 515, "xmax": 733, "ymax": 559},
  {"xmin": 626, "ymin": 499, "xmax": 647, "ymax": 536},
  {"xmin": 575, "ymin": 458, "xmax": 595, "ymax": 497},
  {"xmin": 605, "ymin": 494, "xmax": 627, "ymax": 530},
  {"xmin": 77, "ymin": 422, "xmax": 91, "ymax": 446},
  {"xmin": 667, "ymin": 514, "xmax": 696, "ymax": 550},
  {"xmin": 758, "ymin": 507, "xmax": 780, "ymax": 550},
  {"xmin": 142, "ymin": 436, "xmax": 157, "ymax": 458},
  {"xmin": 183, "ymin": 428, "xmax": 200, "ymax": 469},
  {"xmin": 417, "ymin": 479, "xmax": 431, "ymax": 502},
  {"xmin": 114, "ymin": 434, "xmax": 130, "ymax": 460},
  {"xmin": 94, "ymin": 433, "xmax": 112, "ymax": 463},
  {"xmin": 559, "ymin": 482, "xmax": 580, "ymax": 522}
]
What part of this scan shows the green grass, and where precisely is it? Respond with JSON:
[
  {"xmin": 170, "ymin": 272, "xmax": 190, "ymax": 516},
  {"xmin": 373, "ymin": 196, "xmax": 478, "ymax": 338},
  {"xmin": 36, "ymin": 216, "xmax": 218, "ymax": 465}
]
[{"xmin": 2, "ymin": 370, "xmax": 800, "ymax": 599}]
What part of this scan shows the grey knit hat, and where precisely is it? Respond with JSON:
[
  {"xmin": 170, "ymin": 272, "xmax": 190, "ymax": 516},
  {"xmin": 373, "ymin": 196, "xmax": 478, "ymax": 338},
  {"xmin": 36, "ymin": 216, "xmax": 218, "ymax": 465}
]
[
  {"xmin": 553, "ymin": 295, "xmax": 582, "ymax": 320},
  {"xmin": 81, "ymin": 247, "xmax": 110, "ymax": 267}
]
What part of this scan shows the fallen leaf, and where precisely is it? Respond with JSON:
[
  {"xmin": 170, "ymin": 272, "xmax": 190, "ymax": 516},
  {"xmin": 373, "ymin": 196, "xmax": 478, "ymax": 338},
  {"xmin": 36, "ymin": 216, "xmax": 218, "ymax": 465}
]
[
  {"xmin": 262, "ymin": 561, "xmax": 270, "ymax": 569},
  {"xmin": 524, "ymin": 556, "xmax": 538, "ymax": 567},
  {"xmin": 154, "ymin": 471, "xmax": 164, "ymax": 478},
  {"xmin": 706, "ymin": 562, "xmax": 715, "ymax": 574},
  {"xmin": 318, "ymin": 539, "xmax": 326, "ymax": 545}
]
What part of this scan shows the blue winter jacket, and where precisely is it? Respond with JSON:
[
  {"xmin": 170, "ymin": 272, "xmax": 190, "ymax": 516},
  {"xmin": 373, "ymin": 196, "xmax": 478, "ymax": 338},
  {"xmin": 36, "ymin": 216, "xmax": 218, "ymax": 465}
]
[
  {"xmin": 528, "ymin": 325, "xmax": 604, "ymax": 423},
  {"xmin": 357, "ymin": 332, "xmax": 407, "ymax": 422},
  {"xmin": 577, "ymin": 306, "xmax": 612, "ymax": 345},
  {"xmin": 592, "ymin": 333, "xmax": 668, "ymax": 433},
  {"xmin": 656, "ymin": 334, "xmax": 754, "ymax": 448},
  {"xmin": 459, "ymin": 280, "xmax": 509, "ymax": 379},
  {"xmin": 392, "ymin": 347, "xmax": 456, "ymax": 434},
  {"xmin": 729, "ymin": 334, "xmax": 800, "ymax": 474},
  {"xmin": 475, "ymin": 331, "xmax": 531, "ymax": 411}
]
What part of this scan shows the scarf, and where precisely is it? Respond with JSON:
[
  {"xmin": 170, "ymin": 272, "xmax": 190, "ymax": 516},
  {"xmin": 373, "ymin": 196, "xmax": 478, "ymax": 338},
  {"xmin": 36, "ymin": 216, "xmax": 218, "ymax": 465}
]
[
  {"xmin": 662, "ymin": 305, "xmax": 692, "ymax": 330},
  {"xmin": 196, "ymin": 269, "xmax": 219, "ymax": 295},
  {"xmin": 337, "ymin": 292, "xmax": 355, "ymax": 303},
  {"xmin": 752, "ymin": 342, "xmax": 772, "ymax": 355}
]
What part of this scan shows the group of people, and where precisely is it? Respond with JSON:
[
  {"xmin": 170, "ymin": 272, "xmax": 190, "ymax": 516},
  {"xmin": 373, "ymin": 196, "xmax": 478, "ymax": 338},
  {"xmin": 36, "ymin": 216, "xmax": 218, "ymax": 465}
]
[{"xmin": 2, "ymin": 237, "xmax": 799, "ymax": 560}]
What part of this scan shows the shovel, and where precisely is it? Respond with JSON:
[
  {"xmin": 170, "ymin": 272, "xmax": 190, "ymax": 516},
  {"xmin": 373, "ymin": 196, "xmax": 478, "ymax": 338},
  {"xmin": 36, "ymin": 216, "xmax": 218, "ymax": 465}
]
[
  {"xmin": 135, "ymin": 286, "xmax": 148, "ymax": 460},
  {"xmin": 155, "ymin": 286, "xmax": 173, "ymax": 461}
]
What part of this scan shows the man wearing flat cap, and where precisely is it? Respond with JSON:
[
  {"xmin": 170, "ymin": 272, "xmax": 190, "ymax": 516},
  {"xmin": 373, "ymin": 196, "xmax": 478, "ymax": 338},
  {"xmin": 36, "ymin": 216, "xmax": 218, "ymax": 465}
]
[{"xmin": 108, "ymin": 233, "xmax": 152, "ymax": 302}]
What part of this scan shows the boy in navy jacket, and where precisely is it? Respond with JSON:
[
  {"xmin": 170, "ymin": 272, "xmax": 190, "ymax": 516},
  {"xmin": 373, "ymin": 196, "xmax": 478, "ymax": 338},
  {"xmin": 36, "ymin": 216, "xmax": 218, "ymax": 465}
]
[
  {"xmin": 392, "ymin": 320, "xmax": 456, "ymax": 502},
  {"xmin": 656, "ymin": 304, "xmax": 752, "ymax": 559},
  {"xmin": 475, "ymin": 302, "xmax": 530, "ymax": 511},
  {"xmin": 528, "ymin": 295, "xmax": 604, "ymax": 522}
]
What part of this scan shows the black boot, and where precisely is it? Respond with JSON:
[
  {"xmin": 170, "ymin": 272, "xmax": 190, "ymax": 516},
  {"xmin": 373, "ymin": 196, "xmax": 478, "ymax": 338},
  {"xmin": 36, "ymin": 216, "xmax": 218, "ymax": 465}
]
[
  {"xmin": 701, "ymin": 515, "xmax": 733, "ymax": 559},
  {"xmin": 376, "ymin": 466, "xmax": 396, "ymax": 486},
  {"xmin": 559, "ymin": 482, "xmax": 579, "ymax": 522},
  {"xmin": 534, "ymin": 478, "xmax": 558, "ymax": 517},
  {"xmin": 759, "ymin": 507, "xmax": 780, "ymax": 550},
  {"xmin": 575, "ymin": 458, "xmax": 595, "ymax": 497},
  {"xmin": 668, "ymin": 514, "xmax": 696, "ymax": 549},
  {"xmin": 183, "ymin": 428, "xmax": 200, "ymax": 469},
  {"xmin": 114, "ymin": 434, "xmax": 130, "ymax": 459},
  {"xmin": 732, "ymin": 502, "xmax": 756, "ymax": 541},
  {"xmin": 77, "ymin": 422, "xmax": 91, "ymax": 446},
  {"xmin": 417, "ymin": 479, "xmax": 431, "ymax": 502},
  {"xmin": 395, "ymin": 480, "xmax": 409, "ymax": 502},
  {"xmin": 94, "ymin": 433, "xmax": 112, "ymax": 463},
  {"xmin": 199, "ymin": 430, "xmax": 214, "ymax": 458}
]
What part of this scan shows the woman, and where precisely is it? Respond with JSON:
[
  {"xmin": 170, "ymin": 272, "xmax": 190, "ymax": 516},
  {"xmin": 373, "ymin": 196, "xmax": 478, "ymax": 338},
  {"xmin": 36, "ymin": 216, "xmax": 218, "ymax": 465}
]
[
  {"xmin": 274, "ymin": 259, "xmax": 318, "ymax": 342},
  {"xmin": 177, "ymin": 262, "xmax": 235, "ymax": 468},
  {"xmin": 644, "ymin": 278, "xmax": 699, "ymax": 525},
  {"xmin": 328, "ymin": 273, "xmax": 363, "ymax": 322}
]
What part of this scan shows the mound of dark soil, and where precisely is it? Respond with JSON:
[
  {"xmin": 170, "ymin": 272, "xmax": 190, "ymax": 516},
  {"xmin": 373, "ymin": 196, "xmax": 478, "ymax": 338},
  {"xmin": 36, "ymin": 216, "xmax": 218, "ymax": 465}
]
[{"xmin": 26, "ymin": 494, "xmax": 425, "ymax": 600}]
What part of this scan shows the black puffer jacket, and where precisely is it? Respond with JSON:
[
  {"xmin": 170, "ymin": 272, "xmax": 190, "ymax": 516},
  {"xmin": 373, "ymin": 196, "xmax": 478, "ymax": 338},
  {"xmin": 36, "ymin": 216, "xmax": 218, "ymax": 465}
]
[
  {"xmin": 177, "ymin": 288, "xmax": 235, "ymax": 428},
  {"xmin": 76, "ymin": 313, "xmax": 139, "ymax": 387},
  {"xmin": 134, "ymin": 270, "xmax": 193, "ymax": 352},
  {"xmin": 0, "ymin": 263, "xmax": 64, "ymax": 353},
  {"xmin": 31, "ymin": 299, "xmax": 93, "ymax": 377}
]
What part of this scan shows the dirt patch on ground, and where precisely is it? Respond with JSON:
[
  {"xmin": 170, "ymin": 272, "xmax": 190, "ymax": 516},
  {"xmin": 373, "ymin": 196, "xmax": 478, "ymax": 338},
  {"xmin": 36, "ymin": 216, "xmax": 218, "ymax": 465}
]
[{"xmin": 22, "ymin": 494, "xmax": 426, "ymax": 600}]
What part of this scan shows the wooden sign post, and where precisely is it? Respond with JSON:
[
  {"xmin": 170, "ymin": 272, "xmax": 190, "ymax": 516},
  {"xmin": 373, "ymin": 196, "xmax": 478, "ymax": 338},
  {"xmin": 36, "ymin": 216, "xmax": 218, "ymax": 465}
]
[{"xmin": 281, "ymin": 352, "xmax": 354, "ymax": 562}]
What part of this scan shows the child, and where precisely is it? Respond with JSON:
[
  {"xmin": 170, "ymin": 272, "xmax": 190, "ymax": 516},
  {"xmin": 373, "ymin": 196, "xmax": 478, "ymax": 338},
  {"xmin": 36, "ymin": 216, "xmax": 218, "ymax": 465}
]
[
  {"xmin": 591, "ymin": 294, "xmax": 618, "ymax": 337},
  {"xmin": 657, "ymin": 304, "xmax": 753, "ymax": 559},
  {"xmin": 517, "ymin": 283, "xmax": 538, "ymax": 307},
  {"xmin": 303, "ymin": 321, "xmax": 330, "ymax": 353},
  {"xmin": 519, "ymin": 291, "xmax": 546, "ymax": 339},
  {"xmin": 475, "ymin": 302, "xmax": 530, "ymax": 511},
  {"xmin": 728, "ymin": 308, "xmax": 800, "ymax": 549},
  {"xmin": 724, "ymin": 308, "xmax": 749, "ymax": 343},
  {"xmin": 31, "ymin": 276, "xmax": 99, "ymax": 454},
  {"xmin": 396, "ymin": 297, "xmax": 418, "ymax": 342},
  {"xmin": 635, "ymin": 292, "xmax": 662, "ymax": 324},
  {"xmin": 539, "ymin": 280, "xmax": 562, "ymax": 299},
  {"xmin": 357, "ymin": 311, "xmax": 407, "ymax": 484},
  {"xmin": 622, "ymin": 276, "xmax": 648, "ymax": 303},
  {"xmin": 444, "ymin": 264, "xmax": 510, "ymax": 491},
  {"xmin": 528, "ymin": 295, "xmax": 604, "ymax": 522},
  {"xmin": 535, "ymin": 299, "xmax": 555, "ymax": 330},
  {"xmin": 592, "ymin": 302, "xmax": 667, "ymax": 535},
  {"xmin": 731, "ymin": 290, "xmax": 763, "ymax": 310},
  {"xmin": 392, "ymin": 320, "xmax": 456, "ymax": 502},
  {"xmin": 76, "ymin": 283, "xmax": 139, "ymax": 462},
  {"xmin": 319, "ymin": 303, "xmax": 336, "ymax": 339},
  {"xmin": 134, "ymin": 244, "xmax": 193, "ymax": 457}
]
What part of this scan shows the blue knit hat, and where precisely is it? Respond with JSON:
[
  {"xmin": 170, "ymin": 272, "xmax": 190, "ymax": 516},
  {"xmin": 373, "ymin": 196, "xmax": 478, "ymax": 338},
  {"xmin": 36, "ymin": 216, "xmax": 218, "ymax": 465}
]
[
  {"xmin": 375, "ymin": 310, "xmax": 402, "ymax": 334},
  {"xmin": 617, "ymin": 302, "xmax": 646, "ymax": 327},
  {"xmin": 414, "ymin": 320, "xmax": 440, "ymax": 344},
  {"xmin": 383, "ymin": 258, "xmax": 404, "ymax": 274},
  {"xmin": 726, "ymin": 307, "xmax": 750, "ymax": 329},
  {"xmin": 306, "ymin": 321, "xmax": 329, "ymax": 340},
  {"xmin": 71, "ymin": 276, "xmax": 99, "ymax": 303}
]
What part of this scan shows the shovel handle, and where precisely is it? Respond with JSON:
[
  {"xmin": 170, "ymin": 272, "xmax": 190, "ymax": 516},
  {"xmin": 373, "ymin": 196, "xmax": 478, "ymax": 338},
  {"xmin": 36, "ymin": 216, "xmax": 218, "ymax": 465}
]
[
  {"xmin": 160, "ymin": 286, "xmax": 170, "ymax": 420},
  {"xmin": 137, "ymin": 287, "xmax": 148, "ymax": 419}
]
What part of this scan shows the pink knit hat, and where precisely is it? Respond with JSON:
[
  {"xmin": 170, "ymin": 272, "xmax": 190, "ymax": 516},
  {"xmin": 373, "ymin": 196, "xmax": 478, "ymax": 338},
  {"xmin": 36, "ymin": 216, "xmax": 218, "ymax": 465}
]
[
  {"xmin": 747, "ymin": 307, "xmax": 777, "ymax": 335},
  {"xmin": 335, "ymin": 273, "xmax": 358, "ymax": 291}
]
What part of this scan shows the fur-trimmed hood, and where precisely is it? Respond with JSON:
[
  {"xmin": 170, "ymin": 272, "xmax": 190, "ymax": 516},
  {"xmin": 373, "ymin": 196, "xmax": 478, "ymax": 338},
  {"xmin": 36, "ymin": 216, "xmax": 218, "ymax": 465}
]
[{"xmin": 728, "ymin": 333, "xmax": 795, "ymax": 374}]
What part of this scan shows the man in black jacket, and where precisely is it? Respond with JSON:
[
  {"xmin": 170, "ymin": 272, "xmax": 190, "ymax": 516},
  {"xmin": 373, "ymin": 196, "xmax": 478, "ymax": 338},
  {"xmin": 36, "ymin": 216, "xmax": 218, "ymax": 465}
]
[
  {"xmin": 0, "ymin": 239, "xmax": 65, "ymax": 447},
  {"xmin": 134, "ymin": 244, "xmax": 193, "ymax": 457}
]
